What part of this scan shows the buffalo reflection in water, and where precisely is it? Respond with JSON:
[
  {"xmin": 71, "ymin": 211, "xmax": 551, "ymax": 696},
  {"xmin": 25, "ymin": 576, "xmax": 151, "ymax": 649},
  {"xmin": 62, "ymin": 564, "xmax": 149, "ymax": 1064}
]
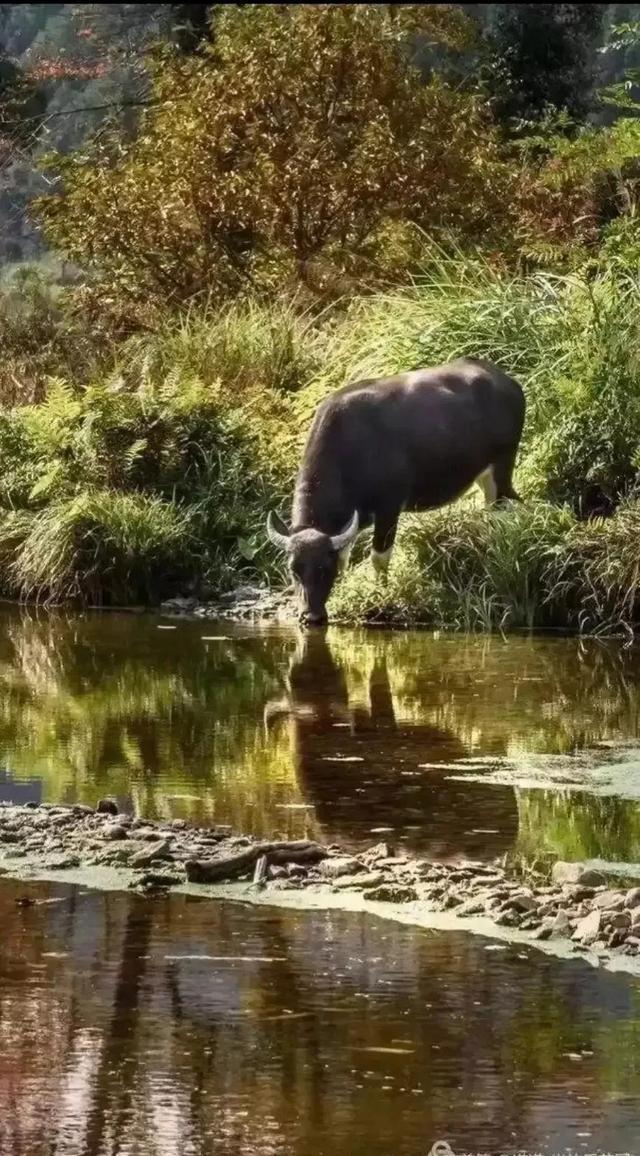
[{"xmin": 266, "ymin": 630, "xmax": 518, "ymax": 861}]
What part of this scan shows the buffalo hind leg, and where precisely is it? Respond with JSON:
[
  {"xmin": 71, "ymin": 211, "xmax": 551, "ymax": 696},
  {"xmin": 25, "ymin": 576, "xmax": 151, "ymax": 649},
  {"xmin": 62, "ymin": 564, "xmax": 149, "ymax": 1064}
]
[
  {"xmin": 478, "ymin": 449, "xmax": 520, "ymax": 508},
  {"xmin": 493, "ymin": 446, "xmax": 521, "ymax": 504},
  {"xmin": 371, "ymin": 511, "xmax": 399, "ymax": 579}
]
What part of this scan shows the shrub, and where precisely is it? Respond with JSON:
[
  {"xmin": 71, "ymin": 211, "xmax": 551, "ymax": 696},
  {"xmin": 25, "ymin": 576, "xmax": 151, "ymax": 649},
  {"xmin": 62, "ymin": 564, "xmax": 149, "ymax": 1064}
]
[
  {"xmin": 0, "ymin": 491, "xmax": 195, "ymax": 604},
  {"xmin": 0, "ymin": 354, "xmax": 294, "ymax": 604}
]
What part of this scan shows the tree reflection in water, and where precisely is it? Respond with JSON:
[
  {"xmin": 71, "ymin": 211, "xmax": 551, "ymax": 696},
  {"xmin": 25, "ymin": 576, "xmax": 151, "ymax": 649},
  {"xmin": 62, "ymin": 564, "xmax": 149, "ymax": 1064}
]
[{"xmin": 0, "ymin": 880, "xmax": 640, "ymax": 1155}]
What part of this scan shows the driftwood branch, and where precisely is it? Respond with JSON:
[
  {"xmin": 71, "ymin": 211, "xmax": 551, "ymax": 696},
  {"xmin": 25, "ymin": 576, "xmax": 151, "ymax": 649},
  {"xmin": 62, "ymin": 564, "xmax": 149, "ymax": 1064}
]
[{"xmin": 185, "ymin": 840, "xmax": 327, "ymax": 883}]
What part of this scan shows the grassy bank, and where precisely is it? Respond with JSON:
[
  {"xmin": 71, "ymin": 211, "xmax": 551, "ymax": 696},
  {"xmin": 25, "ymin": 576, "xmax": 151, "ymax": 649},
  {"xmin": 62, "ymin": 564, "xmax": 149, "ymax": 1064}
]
[{"xmin": 0, "ymin": 251, "xmax": 640, "ymax": 628}]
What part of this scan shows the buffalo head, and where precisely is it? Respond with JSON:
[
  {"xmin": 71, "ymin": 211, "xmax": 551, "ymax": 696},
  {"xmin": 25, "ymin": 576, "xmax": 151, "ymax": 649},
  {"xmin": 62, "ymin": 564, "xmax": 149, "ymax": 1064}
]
[{"xmin": 266, "ymin": 510, "xmax": 359, "ymax": 625}]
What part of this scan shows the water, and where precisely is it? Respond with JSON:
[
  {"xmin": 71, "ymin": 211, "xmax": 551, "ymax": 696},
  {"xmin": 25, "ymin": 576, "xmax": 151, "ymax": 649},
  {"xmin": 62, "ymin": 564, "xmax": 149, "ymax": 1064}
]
[
  {"xmin": 0, "ymin": 606, "xmax": 639, "ymax": 865},
  {"xmin": 1, "ymin": 877, "xmax": 639, "ymax": 1156},
  {"xmin": 2, "ymin": 606, "xmax": 640, "ymax": 1154}
]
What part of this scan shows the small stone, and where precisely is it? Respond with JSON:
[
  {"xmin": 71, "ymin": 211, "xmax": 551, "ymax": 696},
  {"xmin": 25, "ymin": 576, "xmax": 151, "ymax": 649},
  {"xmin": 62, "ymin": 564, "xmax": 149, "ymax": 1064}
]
[
  {"xmin": 316, "ymin": 856, "xmax": 363, "ymax": 879},
  {"xmin": 534, "ymin": 924, "xmax": 553, "ymax": 940},
  {"xmin": 456, "ymin": 898, "xmax": 486, "ymax": 916},
  {"xmin": 592, "ymin": 890, "xmax": 625, "ymax": 911},
  {"xmin": 550, "ymin": 909, "xmax": 571, "ymax": 936},
  {"xmin": 46, "ymin": 854, "xmax": 80, "ymax": 870},
  {"xmin": 608, "ymin": 927, "xmax": 629, "ymax": 949},
  {"xmin": 608, "ymin": 910, "xmax": 632, "ymax": 930},
  {"xmin": 551, "ymin": 862, "xmax": 605, "ymax": 887},
  {"xmin": 102, "ymin": 824, "xmax": 128, "ymax": 841},
  {"xmin": 332, "ymin": 871, "xmax": 387, "ymax": 890},
  {"xmin": 130, "ymin": 839, "xmax": 172, "ymax": 868},
  {"xmin": 502, "ymin": 892, "xmax": 538, "ymax": 914},
  {"xmin": 573, "ymin": 909, "xmax": 601, "ymax": 945},
  {"xmin": 624, "ymin": 887, "xmax": 640, "ymax": 910},
  {"xmin": 96, "ymin": 799, "xmax": 119, "ymax": 816},
  {"xmin": 495, "ymin": 910, "xmax": 522, "ymax": 927},
  {"xmin": 365, "ymin": 842, "xmax": 394, "ymax": 861},
  {"xmin": 363, "ymin": 883, "xmax": 418, "ymax": 904},
  {"xmin": 631, "ymin": 908, "xmax": 640, "ymax": 929},
  {"xmin": 134, "ymin": 870, "xmax": 183, "ymax": 889}
]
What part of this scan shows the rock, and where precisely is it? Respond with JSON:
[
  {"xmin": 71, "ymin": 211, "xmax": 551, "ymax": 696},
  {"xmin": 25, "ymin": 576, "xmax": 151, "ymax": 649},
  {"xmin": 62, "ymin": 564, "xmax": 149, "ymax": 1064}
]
[
  {"xmin": 363, "ymin": 883, "xmax": 418, "ymax": 904},
  {"xmin": 551, "ymin": 862, "xmax": 606, "ymax": 887},
  {"xmin": 501, "ymin": 892, "xmax": 538, "ymax": 913},
  {"xmin": 133, "ymin": 869, "xmax": 183, "ymax": 889},
  {"xmin": 495, "ymin": 910, "xmax": 522, "ymax": 927},
  {"xmin": 96, "ymin": 799, "xmax": 119, "ymax": 816},
  {"xmin": 365, "ymin": 842, "xmax": 395, "ymax": 861},
  {"xmin": 631, "ymin": 908, "xmax": 640, "ymax": 929},
  {"xmin": 456, "ymin": 898, "xmax": 486, "ymax": 916},
  {"xmin": 607, "ymin": 927, "xmax": 629, "ymax": 949},
  {"xmin": 316, "ymin": 856, "xmax": 363, "ymax": 879},
  {"xmin": 550, "ymin": 910, "xmax": 572, "ymax": 937},
  {"xmin": 102, "ymin": 824, "xmax": 128, "ymax": 841},
  {"xmin": 159, "ymin": 596, "xmax": 197, "ymax": 614},
  {"xmin": 130, "ymin": 839, "xmax": 172, "ymax": 868},
  {"xmin": 332, "ymin": 871, "xmax": 387, "ymax": 890},
  {"xmin": 561, "ymin": 885, "xmax": 597, "ymax": 903},
  {"xmin": 624, "ymin": 887, "xmax": 640, "ymax": 910},
  {"xmin": 592, "ymin": 890, "xmax": 625, "ymax": 911},
  {"xmin": 608, "ymin": 910, "xmax": 632, "ymax": 930},
  {"xmin": 46, "ymin": 854, "xmax": 80, "ymax": 870},
  {"xmin": 573, "ymin": 909, "xmax": 601, "ymax": 946},
  {"xmin": 534, "ymin": 924, "xmax": 553, "ymax": 940}
]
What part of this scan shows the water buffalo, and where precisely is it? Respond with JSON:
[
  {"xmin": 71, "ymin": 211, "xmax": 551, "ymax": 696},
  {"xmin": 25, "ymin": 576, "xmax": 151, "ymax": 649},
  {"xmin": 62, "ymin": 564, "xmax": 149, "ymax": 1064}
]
[{"xmin": 267, "ymin": 358, "xmax": 525, "ymax": 624}]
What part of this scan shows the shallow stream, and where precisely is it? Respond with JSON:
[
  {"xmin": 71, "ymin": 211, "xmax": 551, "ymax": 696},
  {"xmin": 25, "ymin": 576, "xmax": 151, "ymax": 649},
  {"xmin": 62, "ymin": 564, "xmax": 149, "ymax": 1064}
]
[{"xmin": 1, "ymin": 607, "xmax": 640, "ymax": 1153}]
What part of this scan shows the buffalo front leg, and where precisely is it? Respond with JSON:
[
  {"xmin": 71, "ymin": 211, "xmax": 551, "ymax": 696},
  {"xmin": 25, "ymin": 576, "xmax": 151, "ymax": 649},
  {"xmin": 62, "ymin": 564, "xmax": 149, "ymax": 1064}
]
[{"xmin": 371, "ymin": 511, "xmax": 399, "ymax": 580}]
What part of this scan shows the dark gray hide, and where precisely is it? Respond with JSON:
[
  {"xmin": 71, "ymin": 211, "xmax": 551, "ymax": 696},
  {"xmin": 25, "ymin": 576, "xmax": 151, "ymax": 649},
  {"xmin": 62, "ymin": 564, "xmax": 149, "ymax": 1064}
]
[{"xmin": 267, "ymin": 357, "xmax": 525, "ymax": 624}]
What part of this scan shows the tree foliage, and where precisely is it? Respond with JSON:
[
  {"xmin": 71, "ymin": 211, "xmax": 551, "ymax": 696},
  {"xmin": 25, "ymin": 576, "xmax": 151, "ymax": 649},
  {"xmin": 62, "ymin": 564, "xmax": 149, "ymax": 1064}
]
[
  {"xmin": 35, "ymin": 3, "xmax": 516, "ymax": 306},
  {"xmin": 487, "ymin": 4, "xmax": 606, "ymax": 132}
]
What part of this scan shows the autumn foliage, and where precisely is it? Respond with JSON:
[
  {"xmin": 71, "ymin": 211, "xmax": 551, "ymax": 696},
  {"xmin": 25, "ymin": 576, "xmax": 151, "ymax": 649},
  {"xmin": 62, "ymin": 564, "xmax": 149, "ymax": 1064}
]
[{"xmin": 35, "ymin": 4, "xmax": 523, "ymax": 306}]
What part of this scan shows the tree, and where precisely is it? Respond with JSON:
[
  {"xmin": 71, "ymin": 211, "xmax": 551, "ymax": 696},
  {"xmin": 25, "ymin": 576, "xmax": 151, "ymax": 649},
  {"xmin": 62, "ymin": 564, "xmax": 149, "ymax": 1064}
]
[
  {"xmin": 0, "ymin": 47, "xmax": 46, "ymax": 154},
  {"xmin": 35, "ymin": 3, "xmax": 514, "ymax": 306},
  {"xmin": 487, "ymin": 4, "xmax": 606, "ymax": 132}
]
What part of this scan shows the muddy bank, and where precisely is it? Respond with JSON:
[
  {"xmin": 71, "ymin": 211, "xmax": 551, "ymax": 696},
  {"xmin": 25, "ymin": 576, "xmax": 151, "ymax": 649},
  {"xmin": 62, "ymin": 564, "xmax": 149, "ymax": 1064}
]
[{"xmin": 2, "ymin": 801, "xmax": 640, "ymax": 969}]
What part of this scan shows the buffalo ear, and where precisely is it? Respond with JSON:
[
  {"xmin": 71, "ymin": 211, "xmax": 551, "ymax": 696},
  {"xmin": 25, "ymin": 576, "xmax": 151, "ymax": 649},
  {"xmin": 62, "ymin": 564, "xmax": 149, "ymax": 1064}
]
[{"xmin": 266, "ymin": 510, "xmax": 290, "ymax": 552}]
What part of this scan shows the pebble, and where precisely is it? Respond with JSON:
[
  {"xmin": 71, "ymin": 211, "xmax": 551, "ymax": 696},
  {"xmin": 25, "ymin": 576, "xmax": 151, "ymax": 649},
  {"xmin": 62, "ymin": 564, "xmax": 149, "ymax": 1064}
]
[{"xmin": 2, "ymin": 805, "xmax": 640, "ymax": 971}]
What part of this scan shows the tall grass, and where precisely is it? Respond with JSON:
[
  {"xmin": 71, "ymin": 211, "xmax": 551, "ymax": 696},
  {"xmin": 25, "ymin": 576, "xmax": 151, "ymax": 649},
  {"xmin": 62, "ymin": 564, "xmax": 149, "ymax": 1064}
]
[
  {"xmin": 330, "ymin": 499, "xmax": 640, "ymax": 634},
  {"xmin": 122, "ymin": 297, "xmax": 328, "ymax": 395}
]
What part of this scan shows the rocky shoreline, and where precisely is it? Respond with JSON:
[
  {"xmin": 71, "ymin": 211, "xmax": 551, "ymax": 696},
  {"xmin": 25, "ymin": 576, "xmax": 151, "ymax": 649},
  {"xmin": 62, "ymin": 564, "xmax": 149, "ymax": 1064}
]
[
  {"xmin": 2, "ymin": 801, "xmax": 640, "ymax": 963},
  {"xmin": 160, "ymin": 585, "xmax": 295, "ymax": 622}
]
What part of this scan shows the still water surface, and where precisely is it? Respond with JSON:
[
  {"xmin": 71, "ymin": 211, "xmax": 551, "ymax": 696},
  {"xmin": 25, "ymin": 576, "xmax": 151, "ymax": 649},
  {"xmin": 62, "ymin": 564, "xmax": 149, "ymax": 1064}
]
[
  {"xmin": 1, "ymin": 877, "xmax": 640, "ymax": 1156},
  {"xmin": 0, "ymin": 606, "xmax": 639, "ymax": 865},
  {"xmin": 2, "ymin": 607, "xmax": 640, "ymax": 1154}
]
